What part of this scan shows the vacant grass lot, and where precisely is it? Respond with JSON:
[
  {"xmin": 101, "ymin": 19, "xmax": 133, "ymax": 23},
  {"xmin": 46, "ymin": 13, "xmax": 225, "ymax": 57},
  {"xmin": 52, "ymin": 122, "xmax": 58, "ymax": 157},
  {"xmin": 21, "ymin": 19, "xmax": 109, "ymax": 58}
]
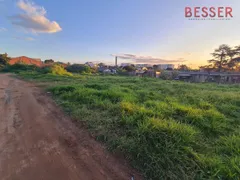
[{"xmin": 20, "ymin": 72, "xmax": 240, "ymax": 180}]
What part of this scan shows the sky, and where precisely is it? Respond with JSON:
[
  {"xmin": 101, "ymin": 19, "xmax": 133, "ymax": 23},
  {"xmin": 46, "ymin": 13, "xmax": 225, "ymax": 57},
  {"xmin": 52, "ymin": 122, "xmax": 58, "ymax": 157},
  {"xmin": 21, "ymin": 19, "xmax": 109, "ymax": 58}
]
[{"xmin": 0, "ymin": 0, "xmax": 240, "ymax": 68}]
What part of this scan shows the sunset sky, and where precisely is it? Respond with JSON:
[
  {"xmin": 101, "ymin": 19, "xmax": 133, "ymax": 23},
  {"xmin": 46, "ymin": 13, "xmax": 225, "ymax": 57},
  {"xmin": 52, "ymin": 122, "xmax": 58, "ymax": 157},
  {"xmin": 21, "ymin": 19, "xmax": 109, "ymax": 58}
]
[{"xmin": 0, "ymin": 0, "xmax": 240, "ymax": 67}]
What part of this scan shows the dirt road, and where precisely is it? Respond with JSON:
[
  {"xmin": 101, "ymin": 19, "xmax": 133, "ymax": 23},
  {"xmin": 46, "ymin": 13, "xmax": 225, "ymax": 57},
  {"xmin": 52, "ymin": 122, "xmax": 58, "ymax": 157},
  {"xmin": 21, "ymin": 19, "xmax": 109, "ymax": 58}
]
[{"xmin": 0, "ymin": 74, "xmax": 141, "ymax": 180}]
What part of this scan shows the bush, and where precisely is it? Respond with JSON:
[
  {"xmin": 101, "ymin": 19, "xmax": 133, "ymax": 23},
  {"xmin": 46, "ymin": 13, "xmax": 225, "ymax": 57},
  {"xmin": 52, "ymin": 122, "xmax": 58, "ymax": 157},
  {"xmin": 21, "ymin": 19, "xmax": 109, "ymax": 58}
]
[
  {"xmin": 50, "ymin": 64, "xmax": 73, "ymax": 76},
  {"xmin": 0, "ymin": 63, "xmax": 74, "ymax": 77},
  {"xmin": 1, "ymin": 64, "xmax": 40, "ymax": 73},
  {"xmin": 122, "ymin": 65, "xmax": 136, "ymax": 72},
  {"xmin": 159, "ymin": 70, "xmax": 179, "ymax": 80},
  {"xmin": 66, "ymin": 64, "xmax": 91, "ymax": 74},
  {"xmin": 37, "ymin": 66, "xmax": 51, "ymax": 74}
]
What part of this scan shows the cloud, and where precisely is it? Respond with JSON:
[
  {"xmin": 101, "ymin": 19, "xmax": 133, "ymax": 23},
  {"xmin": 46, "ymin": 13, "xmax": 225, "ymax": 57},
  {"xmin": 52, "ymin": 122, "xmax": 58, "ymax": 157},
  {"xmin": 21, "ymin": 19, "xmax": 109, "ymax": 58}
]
[
  {"xmin": 13, "ymin": 36, "xmax": 35, "ymax": 41},
  {"xmin": 111, "ymin": 54, "xmax": 186, "ymax": 64},
  {"xmin": 9, "ymin": 0, "xmax": 62, "ymax": 33},
  {"xmin": 0, "ymin": 27, "xmax": 7, "ymax": 32}
]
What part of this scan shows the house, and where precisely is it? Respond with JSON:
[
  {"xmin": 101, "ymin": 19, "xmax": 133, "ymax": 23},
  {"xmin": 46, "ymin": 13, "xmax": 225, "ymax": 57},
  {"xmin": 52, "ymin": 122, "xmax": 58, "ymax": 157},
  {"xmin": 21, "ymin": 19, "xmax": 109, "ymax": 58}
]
[
  {"xmin": 135, "ymin": 69, "xmax": 155, "ymax": 77},
  {"xmin": 177, "ymin": 72, "xmax": 240, "ymax": 83},
  {"xmin": 9, "ymin": 56, "xmax": 43, "ymax": 67}
]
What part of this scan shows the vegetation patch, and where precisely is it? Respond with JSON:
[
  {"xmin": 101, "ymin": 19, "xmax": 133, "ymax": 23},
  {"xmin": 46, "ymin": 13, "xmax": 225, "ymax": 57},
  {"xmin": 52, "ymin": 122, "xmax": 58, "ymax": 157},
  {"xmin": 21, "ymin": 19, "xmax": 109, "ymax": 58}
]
[
  {"xmin": 49, "ymin": 64, "xmax": 73, "ymax": 76},
  {"xmin": 19, "ymin": 72, "xmax": 240, "ymax": 180}
]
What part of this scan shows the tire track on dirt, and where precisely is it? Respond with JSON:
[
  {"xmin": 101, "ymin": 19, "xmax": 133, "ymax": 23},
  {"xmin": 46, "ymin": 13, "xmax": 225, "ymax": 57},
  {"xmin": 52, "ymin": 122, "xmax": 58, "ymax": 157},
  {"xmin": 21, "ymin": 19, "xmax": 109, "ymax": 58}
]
[{"xmin": 0, "ymin": 74, "xmax": 142, "ymax": 180}]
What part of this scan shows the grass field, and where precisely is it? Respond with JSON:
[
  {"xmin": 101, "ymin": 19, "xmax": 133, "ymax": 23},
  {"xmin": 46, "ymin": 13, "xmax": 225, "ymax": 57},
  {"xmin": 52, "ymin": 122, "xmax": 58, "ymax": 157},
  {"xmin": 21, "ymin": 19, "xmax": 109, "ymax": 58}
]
[{"xmin": 19, "ymin": 72, "xmax": 240, "ymax": 180}]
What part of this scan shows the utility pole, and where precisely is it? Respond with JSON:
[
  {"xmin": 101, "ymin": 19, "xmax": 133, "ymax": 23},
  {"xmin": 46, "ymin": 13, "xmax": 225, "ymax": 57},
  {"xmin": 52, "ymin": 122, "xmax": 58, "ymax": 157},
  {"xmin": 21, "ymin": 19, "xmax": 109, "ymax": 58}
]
[{"xmin": 115, "ymin": 56, "xmax": 118, "ymax": 67}]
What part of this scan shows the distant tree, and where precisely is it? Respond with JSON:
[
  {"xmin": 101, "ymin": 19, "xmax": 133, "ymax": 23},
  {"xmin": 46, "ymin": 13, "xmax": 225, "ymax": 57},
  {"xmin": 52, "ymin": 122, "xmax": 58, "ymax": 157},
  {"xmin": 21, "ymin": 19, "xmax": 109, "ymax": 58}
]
[
  {"xmin": 212, "ymin": 44, "xmax": 231, "ymax": 60},
  {"xmin": 208, "ymin": 44, "xmax": 232, "ymax": 71},
  {"xmin": 98, "ymin": 63, "xmax": 106, "ymax": 67},
  {"xmin": 0, "ymin": 53, "xmax": 10, "ymax": 68},
  {"xmin": 235, "ymin": 45, "xmax": 240, "ymax": 55},
  {"xmin": 208, "ymin": 44, "xmax": 240, "ymax": 71},
  {"xmin": 123, "ymin": 65, "xmax": 136, "ymax": 72},
  {"xmin": 230, "ymin": 57, "xmax": 240, "ymax": 72},
  {"xmin": 228, "ymin": 46, "xmax": 240, "ymax": 71},
  {"xmin": 232, "ymin": 57, "xmax": 240, "ymax": 63},
  {"xmin": 66, "ymin": 64, "xmax": 91, "ymax": 73},
  {"xmin": 178, "ymin": 64, "xmax": 190, "ymax": 71},
  {"xmin": 227, "ymin": 58, "xmax": 238, "ymax": 71},
  {"xmin": 0, "ymin": 53, "xmax": 10, "ymax": 65},
  {"xmin": 226, "ymin": 47, "xmax": 239, "ymax": 70},
  {"xmin": 44, "ymin": 59, "xmax": 54, "ymax": 64}
]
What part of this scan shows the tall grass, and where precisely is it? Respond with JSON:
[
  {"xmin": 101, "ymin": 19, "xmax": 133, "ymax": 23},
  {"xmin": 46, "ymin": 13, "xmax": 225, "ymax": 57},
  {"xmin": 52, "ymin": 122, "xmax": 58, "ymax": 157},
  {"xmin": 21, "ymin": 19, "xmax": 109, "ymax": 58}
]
[{"xmin": 20, "ymin": 72, "xmax": 240, "ymax": 179}]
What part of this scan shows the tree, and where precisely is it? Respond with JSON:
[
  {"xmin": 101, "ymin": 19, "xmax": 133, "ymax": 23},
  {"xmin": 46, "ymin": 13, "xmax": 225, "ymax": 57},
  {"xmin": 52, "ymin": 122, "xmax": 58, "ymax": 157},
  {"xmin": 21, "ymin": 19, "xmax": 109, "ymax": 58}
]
[
  {"xmin": 0, "ymin": 53, "xmax": 10, "ymax": 67},
  {"xmin": 235, "ymin": 45, "xmax": 240, "ymax": 55},
  {"xmin": 207, "ymin": 44, "xmax": 240, "ymax": 71},
  {"xmin": 178, "ymin": 64, "xmax": 190, "ymax": 71},
  {"xmin": 230, "ymin": 46, "xmax": 240, "ymax": 71},
  {"xmin": 208, "ymin": 44, "xmax": 232, "ymax": 72},
  {"xmin": 98, "ymin": 63, "xmax": 106, "ymax": 67},
  {"xmin": 226, "ymin": 47, "xmax": 239, "ymax": 70},
  {"xmin": 227, "ymin": 58, "xmax": 238, "ymax": 70},
  {"xmin": 44, "ymin": 59, "xmax": 54, "ymax": 64},
  {"xmin": 232, "ymin": 57, "xmax": 240, "ymax": 63},
  {"xmin": 123, "ymin": 65, "xmax": 136, "ymax": 72},
  {"xmin": 230, "ymin": 57, "xmax": 240, "ymax": 72}
]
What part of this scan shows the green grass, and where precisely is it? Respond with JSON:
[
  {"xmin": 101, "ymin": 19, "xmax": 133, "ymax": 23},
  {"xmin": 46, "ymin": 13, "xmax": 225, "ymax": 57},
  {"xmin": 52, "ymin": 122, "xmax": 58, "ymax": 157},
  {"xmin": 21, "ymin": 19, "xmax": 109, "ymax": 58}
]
[{"xmin": 19, "ymin": 72, "xmax": 240, "ymax": 180}]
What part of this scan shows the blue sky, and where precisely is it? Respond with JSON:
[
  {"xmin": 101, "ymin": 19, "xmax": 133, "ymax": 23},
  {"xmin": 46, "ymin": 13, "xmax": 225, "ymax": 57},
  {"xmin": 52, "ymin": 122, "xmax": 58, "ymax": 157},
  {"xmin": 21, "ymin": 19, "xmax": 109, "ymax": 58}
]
[{"xmin": 0, "ymin": 0, "xmax": 239, "ymax": 67}]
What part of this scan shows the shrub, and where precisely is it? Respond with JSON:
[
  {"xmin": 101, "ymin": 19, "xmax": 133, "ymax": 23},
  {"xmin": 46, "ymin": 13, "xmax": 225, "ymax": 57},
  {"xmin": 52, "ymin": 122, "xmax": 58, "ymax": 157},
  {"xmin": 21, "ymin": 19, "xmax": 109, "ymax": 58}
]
[
  {"xmin": 50, "ymin": 64, "xmax": 73, "ymax": 76},
  {"xmin": 159, "ymin": 70, "xmax": 179, "ymax": 80},
  {"xmin": 1, "ymin": 64, "xmax": 40, "ymax": 73},
  {"xmin": 66, "ymin": 64, "xmax": 91, "ymax": 74}
]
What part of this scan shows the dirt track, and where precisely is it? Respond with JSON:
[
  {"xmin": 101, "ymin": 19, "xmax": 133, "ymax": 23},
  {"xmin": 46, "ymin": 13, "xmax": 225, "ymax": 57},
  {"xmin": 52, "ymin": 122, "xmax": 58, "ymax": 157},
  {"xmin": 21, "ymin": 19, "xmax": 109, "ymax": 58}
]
[{"xmin": 0, "ymin": 74, "xmax": 141, "ymax": 180}]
